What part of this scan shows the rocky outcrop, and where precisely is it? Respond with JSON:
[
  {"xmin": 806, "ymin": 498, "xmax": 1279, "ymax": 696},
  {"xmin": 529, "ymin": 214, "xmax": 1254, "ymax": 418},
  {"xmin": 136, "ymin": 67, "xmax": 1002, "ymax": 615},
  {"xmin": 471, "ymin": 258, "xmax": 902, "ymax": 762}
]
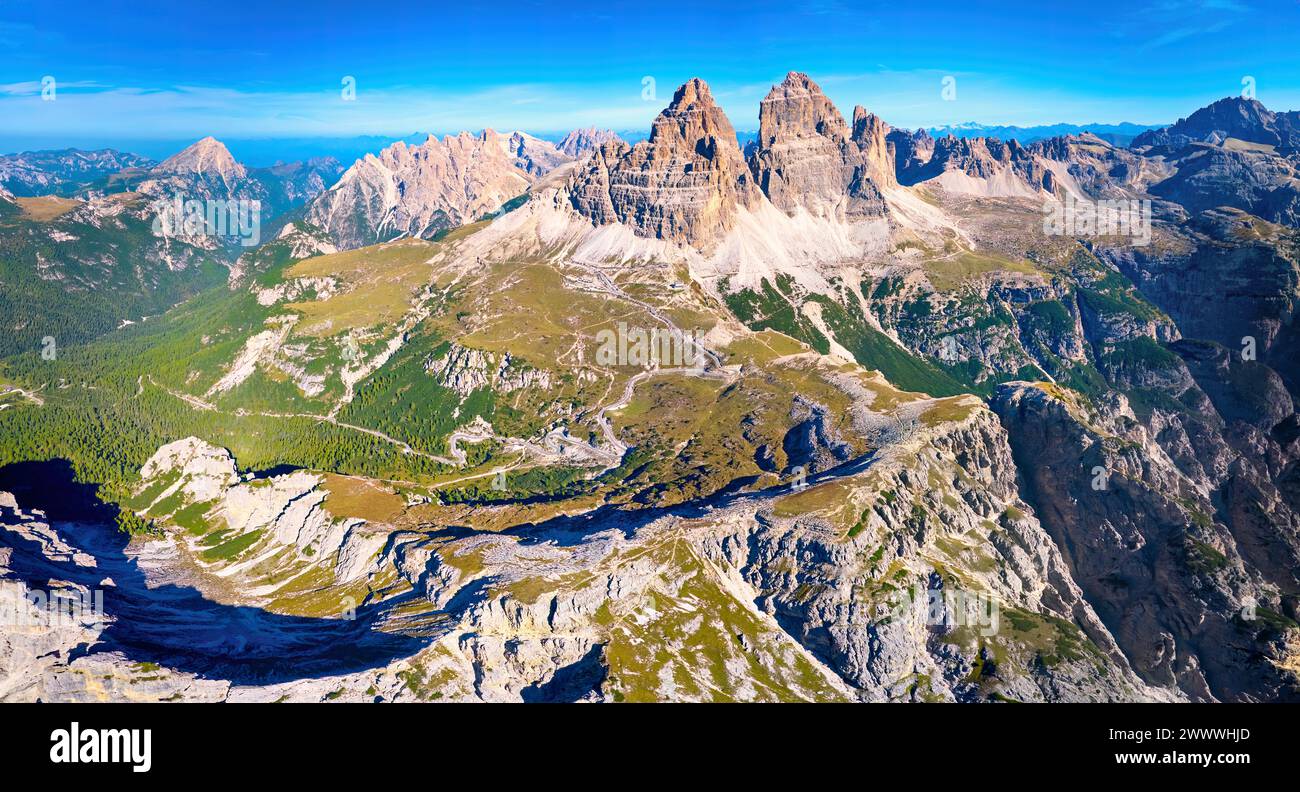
[
  {"xmin": 307, "ymin": 130, "xmax": 560, "ymax": 249},
  {"xmin": 138, "ymin": 438, "xmax": 380, "ymax": 577},
  {"xmin": 568, "ymin": 78, "xmax": 762, "ymax": 247},
  {"xmin": 424, "ymin": 343, "xmax": 553, "ymax": 397},
  {"xmin": 1133, "ymin": 96, "xmax": 1300, "ymax": 151},
  {"xmin": 993, "ymin": 383, "xmax": 1300, "ymax": 701},
  {"xmin": 1094, "ymin": 208, "xmax": 1300, "ymax": 391},
  {"xmin": 1148, "ymin": 144, "xmax": 1300, "ymax": 226},
  {"xmin": 1029, "ymin": 133, "xmax": 1169, "ymax": 199},
  {"xmin": 496, "ymin": 130, "xmax": 573, "ymax": 178},
  {"xmin": 557, "ymin": 127, "xmax": 621, "ymax": 159},
  {"xmin": 229, "ymin": 221, "xmax": 338, "ymax": 288},
  {"xmin": 141, "ymin": 437, "xmax": 240, "ymax": 502},
  {"xmin": 699, "ymin": 405, "xmax": 1165, "ymax": 702},
  {"xmin": 746, "ymin": 72, "xmax": 892, "ymax": 220},
  {"xmin": 897, "ymin": 134, "xmax": 1057, "ymax": 196}
]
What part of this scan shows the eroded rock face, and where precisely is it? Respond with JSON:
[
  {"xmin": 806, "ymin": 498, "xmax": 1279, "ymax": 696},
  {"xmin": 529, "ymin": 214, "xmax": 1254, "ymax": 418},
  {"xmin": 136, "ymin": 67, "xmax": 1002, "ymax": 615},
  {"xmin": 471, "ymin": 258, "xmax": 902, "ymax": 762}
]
[
  {"xmin": 851, "ymin": 105, "xmax": 898, "ymax": 192},
  {"xmin": 308, "ymin": 130, "xmax": 565, "ymax": 249},
  {"xmin": 0, "ymin": 490, "xmax": 235, "ymax": 702},
  {"xmin": 751, "ymin": 72, "xmax": 852, "ymax": 218},
  {"xmin": 0, "ymin": 485, "xmax": 389, "ymax": 703},
  {"xmin": 568, "ymin": 78, "xmax": 761, "ymax": 246},
  {"xmin": 556, "ymin": 127, "xmax": 622, "ymax": 159},
  {"xmin": 1149, "ymin": 145, "xmax": 1300, "ymax": 226},
  {"xmin": 497, "ymin": 130, "xmax": 573, "ymax": 178},
  {"xmin": 746, "ymin": 72, "xmax": 894, "ymax": 220},
  {"xmin": 0, "ymin": 494, "xmax": 112, "ymax": 701},
  {"xmin": 898, "ymin": 134, "xmax": 1057, "ymax": 195},
  {"xmin": 1029, "ymin": 133, "xmax": 1169, "ymax": 199},
  {"xmin": 887, "ymin": 127, "xmax": 935, "ymax": 178},
  {"xmin": 1095, "ymin": 208, "xmax": 1300, "ymax": 391},
  {"xmin": 424, "ymin": 343, "xmax": 553, "ymax": 397},
  {"xmin": 1133, "ymin": 96, "xmax": 1300, "ymax": 151},
  {"xmin": 993, "ymin": 383, "xmax": 1300, "ymax": 701},
  {"xmin": 697, "ymin": 406, "xmax": 1164, "ymax": 702}
]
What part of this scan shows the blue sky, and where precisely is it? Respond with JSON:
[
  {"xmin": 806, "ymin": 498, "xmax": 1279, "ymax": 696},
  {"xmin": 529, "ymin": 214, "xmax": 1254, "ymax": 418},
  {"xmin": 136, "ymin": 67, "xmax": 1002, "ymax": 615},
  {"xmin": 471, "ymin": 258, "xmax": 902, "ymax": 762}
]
[{"xmin": 2, "ymin": 0, "xmax": 1298, "ymax": 153}]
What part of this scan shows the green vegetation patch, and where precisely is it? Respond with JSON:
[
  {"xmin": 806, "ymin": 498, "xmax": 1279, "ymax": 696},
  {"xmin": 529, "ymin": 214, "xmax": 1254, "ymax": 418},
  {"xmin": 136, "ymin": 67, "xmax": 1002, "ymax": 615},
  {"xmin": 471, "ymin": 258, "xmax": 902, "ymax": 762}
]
[{"xmin": 200, "ymin": 529, "xmax": 263, "ymax": 562}]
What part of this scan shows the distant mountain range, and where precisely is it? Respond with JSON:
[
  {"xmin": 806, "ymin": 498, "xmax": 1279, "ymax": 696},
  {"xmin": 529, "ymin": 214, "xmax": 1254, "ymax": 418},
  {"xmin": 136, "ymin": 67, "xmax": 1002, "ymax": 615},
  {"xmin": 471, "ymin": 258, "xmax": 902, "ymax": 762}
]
[
  {"xmin": 0, "ymin": 123, "xmax": 1158, "ymax": 174},
  {"xmin": 925, "ymin": 121, "xmax": 1161, "ymax": 146},
  {"xmin": 0, "ymin": 132, "xmax": 639, "ymax": 171},
  {"xmin": 0, "ymin": 148, "xmax": 153, "ymax": 196}
]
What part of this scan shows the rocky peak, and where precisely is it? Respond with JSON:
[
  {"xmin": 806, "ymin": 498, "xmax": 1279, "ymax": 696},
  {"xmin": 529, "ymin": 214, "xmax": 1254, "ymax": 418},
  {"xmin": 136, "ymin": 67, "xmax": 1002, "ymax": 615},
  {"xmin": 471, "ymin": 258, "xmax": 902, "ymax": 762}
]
[
  {"xmin": 306, "ymin": 129, "xmax": 545, "ymax": 250},
  {"xmin": 887, "ymin": 126, "xmax": 935, "ymax": 176},
  {"xmin": 747, "ymin": 72, "xmax": 892, "ymax": 219},
  {"xmin": 1026, "ymin": 133, "xmax": 1159, "ymax": 198},
  {"xmin": 1133, "ymin": 96, "xmax": 1300, "ymax": 150},
  {"xmin": 850, "ymin": 105, "xmax": 897, "ymax": 190},
  {"xmin": 647, "ymin": 78, "xmax": 746, "ymax": 160},
  {"xmin": 567, "ymin": 77, "xmax": 759, "ymax": 246},
  {"xmin": 500, "ymin": 129, "xmax": 572, "ymax": 176},
  {"xmin": 895, "ymin": 133, "xmax": 1056, "ymax": 195},
  {"xmin": 757, "ymin": 72, "xmax": 850, "ymax": 146},
  {"xmin": 851, "ymin": 105, "xmax": 882, "ymax": 139},
  {"xmin": 153, "ymin": 136, "xmax": 247, "ymax": 181},
  {"xmin": 557, "ymin": 127, "xmax": 622, "ymax": 158}
]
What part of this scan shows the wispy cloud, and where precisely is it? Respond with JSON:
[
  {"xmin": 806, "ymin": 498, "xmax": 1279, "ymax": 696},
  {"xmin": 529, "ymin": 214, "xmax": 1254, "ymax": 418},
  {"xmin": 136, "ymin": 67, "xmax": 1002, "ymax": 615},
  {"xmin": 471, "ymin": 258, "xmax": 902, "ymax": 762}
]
[
  {"xmin": 1139, "ymin": 18, "xmax": 1232, "ymax": 50},
  {"xmin": 1103, "ymin": 0, "xmax": 1253, "ymax": 49},
  {"xmin": 0, "ymin": 79, "xmax": 106, "ymax": 96}
]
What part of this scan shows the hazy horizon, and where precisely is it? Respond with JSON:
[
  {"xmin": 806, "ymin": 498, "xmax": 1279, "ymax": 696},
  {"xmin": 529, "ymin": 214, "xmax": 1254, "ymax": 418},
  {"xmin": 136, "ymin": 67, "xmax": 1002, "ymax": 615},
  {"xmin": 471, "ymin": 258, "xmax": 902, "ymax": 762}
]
[{"xmin": 0, "ymin": 118, "xmax": 1172, "ymax": 166}]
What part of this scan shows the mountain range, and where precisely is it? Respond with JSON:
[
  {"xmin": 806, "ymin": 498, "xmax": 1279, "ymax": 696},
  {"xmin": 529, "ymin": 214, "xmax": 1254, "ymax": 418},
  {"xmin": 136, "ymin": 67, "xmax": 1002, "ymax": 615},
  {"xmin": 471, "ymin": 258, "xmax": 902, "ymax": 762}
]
[
  {"xmin": 928, "ymin": 121, "xmax": 1159, "ymax": 147},
  {"xmin": 2, "ymin": 73, "xmax": 1298, "ymax": 703}
]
